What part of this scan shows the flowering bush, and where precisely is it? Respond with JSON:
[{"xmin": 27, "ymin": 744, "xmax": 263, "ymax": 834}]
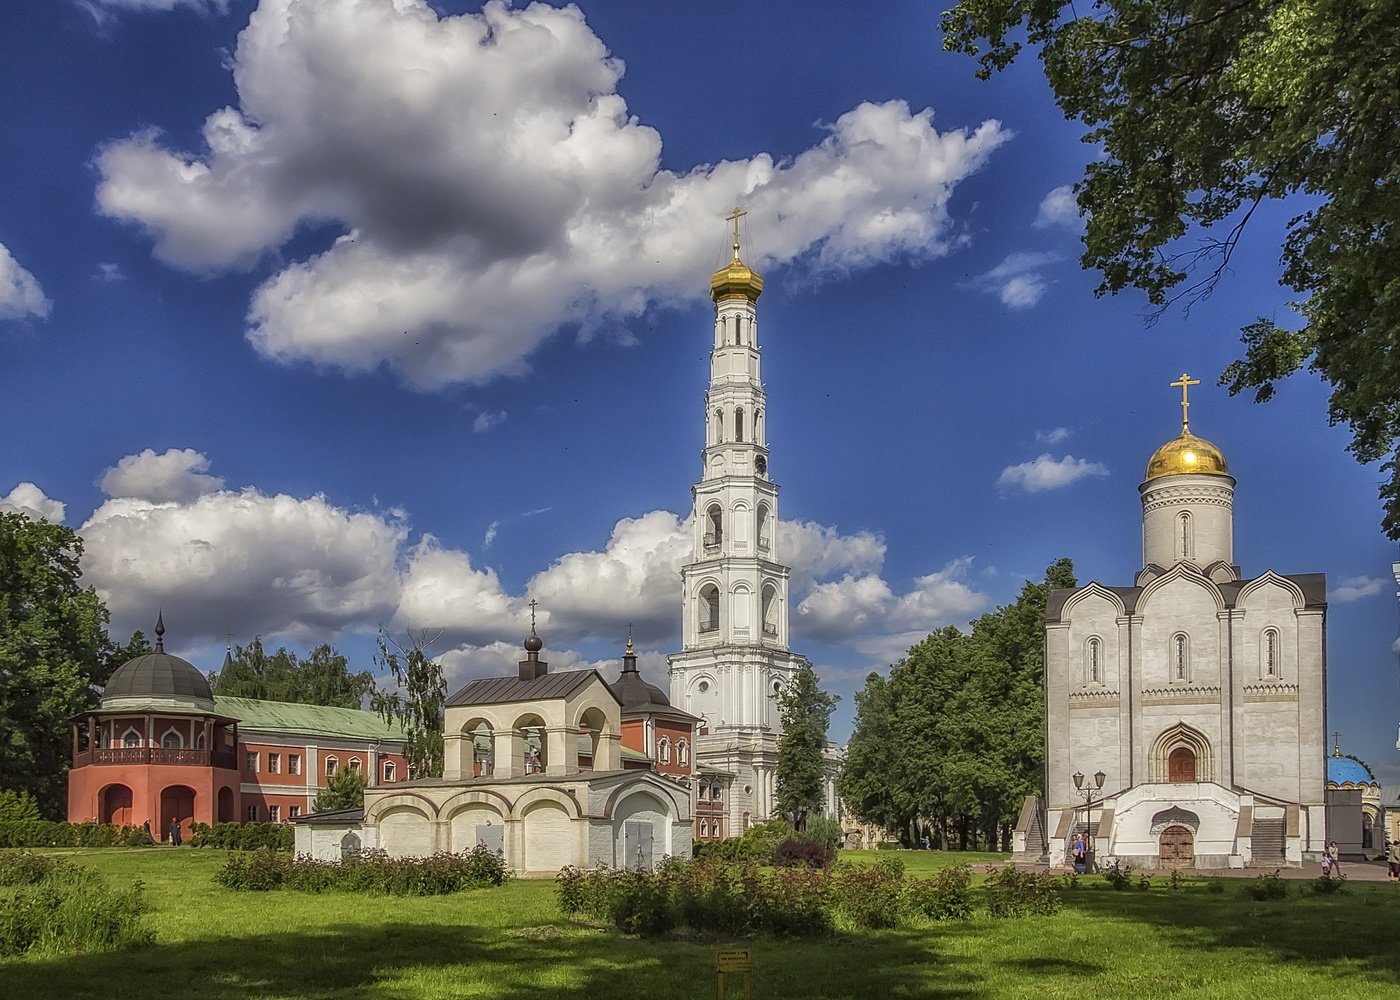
[
  {"xmin": 215, "ymin": 844, "xmax": 511, "ymax": 895},
  {"xmin": 773, "ymin": 837, "xmax": 834, "ymax": 869}
]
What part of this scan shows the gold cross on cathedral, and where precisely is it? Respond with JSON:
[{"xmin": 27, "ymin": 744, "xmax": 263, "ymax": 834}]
[
  {"xmin": 725, "ymin": 205, "xmax": 747, "ymax": 257},
  {"xmin": 1171, "ymin": 372, "xmax": 1200, "ymax": 431}
]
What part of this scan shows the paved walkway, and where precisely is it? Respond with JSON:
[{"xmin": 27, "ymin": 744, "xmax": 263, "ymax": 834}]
[{"xmin": 1042, "ymin": 859, "xmax": 1397, "ymax": 882}]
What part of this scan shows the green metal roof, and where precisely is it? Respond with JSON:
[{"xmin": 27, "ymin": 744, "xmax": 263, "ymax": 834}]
[{"xmin": 214, "ymin": 696, "xmax": 404, "ymax": 743}]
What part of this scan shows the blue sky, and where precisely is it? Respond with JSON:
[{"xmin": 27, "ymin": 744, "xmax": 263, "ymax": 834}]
[{"xmin": 2, "ymin": 0, "xmax": 1396, "ymax": 779}]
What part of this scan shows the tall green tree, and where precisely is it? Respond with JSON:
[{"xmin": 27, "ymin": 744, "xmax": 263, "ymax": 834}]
[
  {"xmin": 941, "ymin": 0, "xmax": 1400, "ymax": 535},
  {"xmin": 371, "ymin": 629, "xmax": 446, "ymax": 779},
  {"xmin": 209, "ymin": 637, "xmax": 375, "ymax": 709},
  {"xmin": 774, "ymin": 660, "xmax": 839, "ymax": 829},
  {"xmin": 0, "ymin": 513, "xmax": 140, "ymax": 817},
  {"xmin": 839, "ymin": 560, "xmax": 1075, "ymax": 848},
  {"xmin": 312, "ymin": 764, "xmax": 365, "ymax": 813}
]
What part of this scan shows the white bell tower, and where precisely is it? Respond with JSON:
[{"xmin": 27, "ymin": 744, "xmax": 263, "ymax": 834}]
[{"xmin": 669, "ymin": 208, "xmax": 809, "ymax": 832}]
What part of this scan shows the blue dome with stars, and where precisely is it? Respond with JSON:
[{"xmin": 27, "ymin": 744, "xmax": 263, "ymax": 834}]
[{"xmin": 1327, "ymin": 756, "xmax": 1373, "ymax": 786}]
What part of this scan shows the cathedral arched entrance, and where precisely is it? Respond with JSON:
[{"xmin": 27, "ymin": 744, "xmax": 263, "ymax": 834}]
[
  {"xmin": 1158, "ymin": 825, "xmax": 1194, "ymax": 868},
  {"xmin": 1168, "ymin": 746, "xmax": 1197, "ymax": 783},
  {"xmin": 159, "ymin": 785, "xmax": 195, "ymax": 840},
  {"xmin": 100, "ymin": 783, "xmax": 133, "ymax": 826}
]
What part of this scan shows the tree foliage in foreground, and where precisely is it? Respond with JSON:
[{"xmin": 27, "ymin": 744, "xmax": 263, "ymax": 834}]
[
  {"xmin": 0, "ymin": 513, "xmax": 143, "ymax": 817},
  {"xmin": 941, "ymin": 0, "xmax": 1400, "ymax": 534},
  {"xmin": 371, "ymin": 629, "xmax": 446, "ymax": 780},
  {"xmin": 312, "ymin": 765, "xmax": 366, "ymax": 813},
  {"xmin": 209, "ymin": 637, "xmax": 375, "ymax": 710},
  {"xmin": 839, "ymin": 559, "xmax": 1075, "ymax": 849},
  {"xmin": 774, "ymin": 661, "xmax": 840, "ymax": 829}
]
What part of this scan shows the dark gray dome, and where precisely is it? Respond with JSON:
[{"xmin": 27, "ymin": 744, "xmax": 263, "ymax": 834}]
[
  {"xmin": 611, "ymin": 665, "xmax": 672, "ymax": 711},
  {"xmin": 102, "ymin": 652, "xmax": 214, "ymax": 709}
]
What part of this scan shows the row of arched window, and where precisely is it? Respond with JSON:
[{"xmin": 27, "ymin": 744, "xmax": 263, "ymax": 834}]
[
  {"xmin": 697, "ymin": 582, "xmax": 781, "ymax": 636},
  {"xmin": 704, "ymin": 501, "xmax": 771, "ymax": 550},
  {"xmin": 656, "ymin": 736, "xmax": 690, "ymax": 767},
  {"xmin": 1082, "ymin": 627, "xmax": 1283, "ymax": 684},
  {"xmin": 711, "ymin": 406, "xmax": 764, "ymax": 446},
  {"xmin": 716, "ymin": 312, "xmax": 756, "ymax": 349}
]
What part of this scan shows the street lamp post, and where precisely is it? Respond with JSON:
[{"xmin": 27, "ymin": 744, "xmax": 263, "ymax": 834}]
[{"xmin": 1071, "ymin": 769, "xmax": 1107, "ymax": 869}]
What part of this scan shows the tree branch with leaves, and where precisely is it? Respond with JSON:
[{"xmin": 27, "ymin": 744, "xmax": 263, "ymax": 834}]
[{"xmin": 371, "ymin": 628, "xmax": 446, "ymax": 780}]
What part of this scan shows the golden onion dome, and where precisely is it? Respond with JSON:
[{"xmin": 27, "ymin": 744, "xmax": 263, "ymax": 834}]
[
  {"xmin": 710, "ymin": 253, "xmax": 763, "ymax": 303},
  {"xmin": 1145, "ymin": 429, "xmax": 1230, "ymax": 481}
]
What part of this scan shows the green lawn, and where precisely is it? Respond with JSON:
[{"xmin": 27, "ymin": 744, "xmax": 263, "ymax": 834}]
[{"xmin": 3, "ymin": 848, "xmax": 1400, "ymax": 999}]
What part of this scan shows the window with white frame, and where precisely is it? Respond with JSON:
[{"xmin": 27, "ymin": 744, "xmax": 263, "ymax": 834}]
[
  {"xmin": 122, "ymin": 728, "xmax": 141, "ymax": 748},
  {"xmin": 1086, "ymin": 637, "xmax": 1102, "ymax": 684},
  {"xmin": 246, "ymin": 751, "xmax": 259, "ymax": 772},
  {"xmin": 268, "ymin": 805, "xmax": 280, "ymax": 823},
  {"xmin": 161, "ymin": 728, "xmax": 183, "ymax": 749},
  {"xmin": 289, "ymin": 754, "xmax": 301, "ymax": 775},
  {"xmin": 288, "ymin": 806, "xmax": 300, "ymax": 818},
  {"xmin": 247, "ymin": 804, "xmax": 259, "ymax": 822},
  {"xmin": 1178, "ymin": 512, "xmax": 1191, "ymax": 559},
  {"xmin": 325, "ymin": 755, "xmax": 338, "ymax": 776},
  {"xmin": 658, "ymin": 736, "xmax": 671, "ymax": 765},
  {"xmin": 678, "ymin": 739, "xmax": 689, "ymax": 767},
  {"xmin": 1262, "ymin": 628, "xmax": 1280, "ymax": 679},
  {"xmin": 1172, "ymin": 633, "xmax": 1190, "ymax": 682},
  {"xmin": 383, "ymin": 760, "xmax": 396, "ymax": 783},
  {"xmin": 268, "ymin": 753, "xmax": 280, "ymax": 774},
  {"xmin": 349, "ymin": 757, "xmax": 362, "ymax": 774}
]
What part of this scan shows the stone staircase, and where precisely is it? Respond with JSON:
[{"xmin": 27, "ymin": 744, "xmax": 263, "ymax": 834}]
[{"xmin": 1251, "ymin": 817, "xmax": 1286, "ymax": 865}]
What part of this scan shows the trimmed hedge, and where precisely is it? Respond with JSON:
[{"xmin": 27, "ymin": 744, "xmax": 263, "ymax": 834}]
[
  {"xmin": 189, "ymin": 822, "xmax": 293, "ymax": 852},
  {"xmin": 0, "ymin": 821, "xmax": 153, "ymax": 848}
]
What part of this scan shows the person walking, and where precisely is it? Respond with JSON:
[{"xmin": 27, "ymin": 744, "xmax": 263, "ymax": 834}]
[
  {"xmin": 168, "ymin": 818, "xmax": 180, "ymax": 847},
  {"xmin": 1386, "ymin": 839, "xmax": 1399, "ymax": 882},
  {"xmin": 1327, "ymin": 839, "xmax": 1342, "ymax": 877}
]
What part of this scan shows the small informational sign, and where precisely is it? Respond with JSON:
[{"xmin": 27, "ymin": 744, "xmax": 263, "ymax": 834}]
[
  {"xmin": 715, "ymin": 949, "xmax": 751, "ymax": 973},
  {"xmin": 715, "ymin": 949, "xmax": 752, "ymax": 999}
]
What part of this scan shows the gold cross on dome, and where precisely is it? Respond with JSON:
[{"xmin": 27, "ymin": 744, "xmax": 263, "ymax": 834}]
[
  {"xmin": 725, "ymin": 206, "xmax": 747, "ymax": 257},
  {"xmin": 1171, "ymin": 372, "xmax": 1200, "ymax": 431}
]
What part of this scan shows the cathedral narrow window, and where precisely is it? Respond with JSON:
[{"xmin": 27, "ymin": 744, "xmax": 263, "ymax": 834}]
[
  {"xmin": 732, "ymin": 314, "xmax": 740, "ymax": 345},
  {"xmin": 1172, "ymin": 634, "xmax": 1189, "ymax": 682},
  {"xmin": 761, "ymin": 584, "xmax": 778, "ymax": 636},
  {"xmin": 1178, "ymin": 512, "xmax": 1191, "ymax": 559},
  {"xmin": 1087, "ymin": 637, "xmax": 1101, "ymax": 684},
  {"xmin": 714, "ymin": 408, "xmax": 723, "ymax": 443},
  {"xmin": 678, "ymin": 739, "xmax": 689, "ymax": 766},
  {"xmin": 705, "ymin": 505, "xmax": 723, "ymax": 548},
  {"xmin": 757, "ymin": 503, "xmax": 770, "ymax": 550},
  {"xmin": 735, "ymin": 407, "xmax": 744, "ymax": 442},
  {"xmin": 658, "ymin": 736, "xmax": 671, "ymax": 764},
  {"xmin": 699, "ymin": 585, "xmax": 720, "ymax": 633},
  {"xmin": 1263, "ymin": 628, "xmax": 1279, "ymax": 678}
]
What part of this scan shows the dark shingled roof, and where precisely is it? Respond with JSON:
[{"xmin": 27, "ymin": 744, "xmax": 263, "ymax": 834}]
[
  {"xmin": 446, "ymin": 669, "xmax": 619, "ymax": 708},
  {"xmin": 103, "ymin": 652, "xmax": 214, "ymax": 704},
  {"xmin": 610, "ymin": 653, "xmax": 699, "ymax": 722}
]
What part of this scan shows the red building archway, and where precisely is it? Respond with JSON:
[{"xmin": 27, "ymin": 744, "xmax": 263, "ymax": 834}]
[
  {"xmin": 160, "ymin": 785, "xmax": 196, "ymax": 841},
  {"xmin": 100, "ymin": 784, "xmax": 133, "ymax": 826}
]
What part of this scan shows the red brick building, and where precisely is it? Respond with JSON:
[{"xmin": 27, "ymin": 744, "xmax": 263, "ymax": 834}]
[{"xmin": 67, "ymin": 620, "xmax": 405, "ymax": 839}]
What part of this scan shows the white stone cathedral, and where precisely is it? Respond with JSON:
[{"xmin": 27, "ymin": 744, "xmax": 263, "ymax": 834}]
[
  {"xmin": 1040, "ymin": 378, "xmax": 1327, "ymax": 868},
  {"xmin": 668, "ymin": 212, "xmax": 811, "ymax": 834}
]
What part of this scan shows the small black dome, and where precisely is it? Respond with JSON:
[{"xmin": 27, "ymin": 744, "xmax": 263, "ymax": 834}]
[
  {"xmin": 102, "ymin": 651, "xmax": 214, "ymax": 709},
  {"xmin": 611, "ymin": 668, "xmax": 672, "ymax": 712}
]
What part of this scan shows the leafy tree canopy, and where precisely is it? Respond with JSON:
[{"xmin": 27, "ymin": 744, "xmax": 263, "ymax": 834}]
[
  {"xmin": 839, "ymin": 559, "xmax": 1075, "ymax": 847},
  {"xmin": 312, "ymin": 764, "xmax": 365, "ymax": 813},
  {"xmin": 209, "ymin": 636, "xmax": 375, "ymax": 710},
  {"xmin": 371, "ymin": 629, "xmax": 446, "ymax": 780},
  {"xmin": 0, "ymin": 513, "xmax": 140, "ymax": 816},
  {"xmin": 941, "ymin": 0, "xmax": 1400, "ymax": 534},
  {"xmin": 774, "ymin": 661, "xmax": 840, "ymax": 829}
]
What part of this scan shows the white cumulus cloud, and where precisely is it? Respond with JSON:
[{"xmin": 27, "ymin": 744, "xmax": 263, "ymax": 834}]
[
  {"xmin": 0, "ymin": 483, "xmax": 66, "ymax": 523},
  {"xmin": 795, "ymin": 558, "xmax": 988, "ymax": 648},
  {"xmin": 0, "ymin": 243, "xmax": 51, "ymax": 321},
  {"xmin": 971, "ymin": 251, "xmax": 1060, "ymax": 310},
  {"xmin": 1333, "ymin": 575, "xmax": 1386, "ymax": 603},
  {"xmin": 395, "ymin": 536, "xmax": 523, "ymax": 647},
  {"xmin": 998, "ymin": 454, "xmax": 1109, "ymax": 493},
  {"xmin": 1033, "ymin": 184, "xmax": 1083, "ymax": 229},
  {"xmin": 98, "ymin": 447, "xmax": 225, "ymax": 504},
  {"xmin": 95, "ymin": 0, "xmax": 1008, "ymax": 389},
  {"xmin": 81, "ymin": 455, "xmax": 406, "ymax": 642}
]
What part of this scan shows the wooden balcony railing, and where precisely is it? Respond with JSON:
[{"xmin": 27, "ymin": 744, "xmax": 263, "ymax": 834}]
[{"xmin": 72, "ymin": 747, "xmax": 238, "ymax": 770}]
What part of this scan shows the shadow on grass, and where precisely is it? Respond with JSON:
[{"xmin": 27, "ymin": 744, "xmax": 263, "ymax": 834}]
[
  {"xmin": 1001, "ymin": 957, "xmax": 1103, "ymax": 974},
  {"xmin": 1062, "ymin": 881, "xmax": 1400, "ymax": 985},
  {"xmin": 0, "ymin": 922, "xmax": 985, "ymax": 1000}
]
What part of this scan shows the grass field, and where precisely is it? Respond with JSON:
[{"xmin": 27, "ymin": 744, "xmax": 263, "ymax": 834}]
[{"xmin": 3, "ymin": 848, "xmax": 1400, "ymax": 999}]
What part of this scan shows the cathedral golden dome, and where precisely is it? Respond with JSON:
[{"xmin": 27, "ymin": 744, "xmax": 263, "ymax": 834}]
[
  {"xmin": 1145, "ymin": 430, "xmax": 1230, "ymax": 481},
  {"xmin": 710, "ymin": 254, "xmax": 763, "ymax": 303},
  {"xmin": 710, "ymin": 206, "xmax": 763, "ymax": 303}
]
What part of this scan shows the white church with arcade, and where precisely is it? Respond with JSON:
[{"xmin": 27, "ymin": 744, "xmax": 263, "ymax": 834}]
[{"xmin": 1035, "ymin": 376, "xmax": 1328, "ymax": 868}]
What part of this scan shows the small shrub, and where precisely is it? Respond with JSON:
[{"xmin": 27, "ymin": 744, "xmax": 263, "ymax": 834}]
[
  {"xmin": 0, "ymin": 857, "xmax": 152, "ymax": 957},
  {"xmin": 832, "ymin": 856, "xmax": 905, "ymax": 929},
  {"xmin": 803, "ymin": 814, "xmax": 843, "ymax": 852},
  {"xmin": 1311, "ymin": 873, "xmax": 1347, "ymax": 894},
  {"xmin": 215, "ymin": 848, "xmax": 288, "ymax": 891},
  {"xmin": 1205, "ymin": 878, "xmax": 1225, "ymax": 894},
  {"xmin": 0, "ymin": 850, "xmax": 59, "ymax": 886},
  {"xmin": 1102, "ymin": 861, "xmax": 1134, "ymax": 891},
  {"xmin": 1137, "ymin": 874, "xmax": 1152, "ymax": 891},
  {"xmin": 1060, "ymin": 871, "xmax": 1080, "ymax": 889},
  {"xmin": 1167, "ymin": 868, "xmax": 1185, "ymax": 891},
  {"xmin": 774, "ymin": 837, "xmax": 833, "ymax": 869},
  {"xmin": 1243, "ymin": 870, "xmax": 1288, "ymax": 900},
  {"xmin": 609, "ymin": 869, "xmax": 677, "ymax": 936},
  {"xmin": 984, "ymin": 864, "xmax": 1062, "ymax": 918},
  {"xmin": 908, "ymin": 863, "xmax": 972, "ymax": 921}
]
